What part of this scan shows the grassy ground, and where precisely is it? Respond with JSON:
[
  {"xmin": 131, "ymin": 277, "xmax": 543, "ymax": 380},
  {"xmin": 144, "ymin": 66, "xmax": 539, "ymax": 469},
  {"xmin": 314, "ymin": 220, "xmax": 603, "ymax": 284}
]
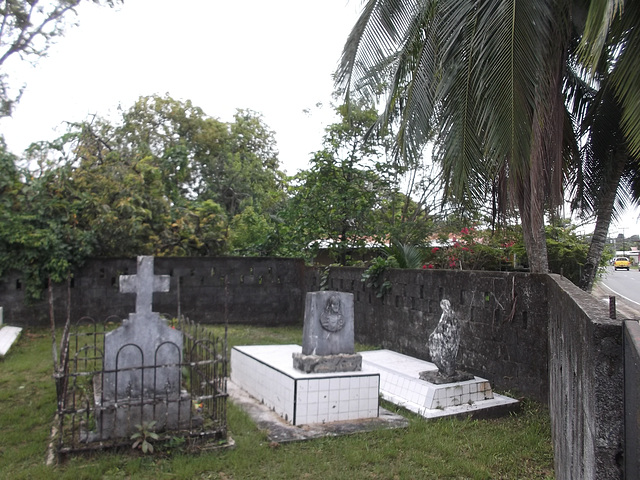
[{"xmin": 0, "ymin": 325, "xmax": 554, "ymax": 479}]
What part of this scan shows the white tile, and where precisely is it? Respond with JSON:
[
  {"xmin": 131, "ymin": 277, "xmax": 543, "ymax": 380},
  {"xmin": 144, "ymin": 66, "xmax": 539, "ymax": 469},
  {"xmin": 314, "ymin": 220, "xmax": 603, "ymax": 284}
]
[
  {"xmin": 329, "ymin": 389, "xmax": 340, "ymax": 403},
  {"xmin": 307, "ymin": 389, "xmax": 318, "ymax": 404}
]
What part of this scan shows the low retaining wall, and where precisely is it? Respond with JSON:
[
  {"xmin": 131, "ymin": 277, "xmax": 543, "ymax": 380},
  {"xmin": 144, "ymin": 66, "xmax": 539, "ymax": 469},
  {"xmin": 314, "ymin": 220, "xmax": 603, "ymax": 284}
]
[
  {"xmin": 547, "ymin": 274, "xmax": 624, "ymax": 480},
  {"xmin": 624, "ymin": 320, "xmax": 640, "ymax": 480}
]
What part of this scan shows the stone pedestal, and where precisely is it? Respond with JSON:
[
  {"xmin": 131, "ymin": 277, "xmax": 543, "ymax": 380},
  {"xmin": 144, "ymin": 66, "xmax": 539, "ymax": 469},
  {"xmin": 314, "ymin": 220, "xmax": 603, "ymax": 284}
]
[
  {"xmin": 292, "ymin": 352, "xmax": 362, "ymax": 373},
  {"xmin": 419, "ymin": 370, "xmax": 474, "ymax": 384}
]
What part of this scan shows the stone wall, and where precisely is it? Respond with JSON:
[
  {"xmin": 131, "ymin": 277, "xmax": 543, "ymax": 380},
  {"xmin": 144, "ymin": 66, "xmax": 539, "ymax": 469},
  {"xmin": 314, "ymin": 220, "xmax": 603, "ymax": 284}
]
[
  {"xmin": 547, "ymin": 274, "xmax": 624, "ymax": 480},
  {"xmin": 306, "ymin": 267, "xmax": 549, "ymax": 402},
  {"xmin": 0, "ymin": 257, "xmax": 306, "ymax": 326},
  {"xmin": 624, "ymin": 320, "xmax": 640, "ymax": 480}
]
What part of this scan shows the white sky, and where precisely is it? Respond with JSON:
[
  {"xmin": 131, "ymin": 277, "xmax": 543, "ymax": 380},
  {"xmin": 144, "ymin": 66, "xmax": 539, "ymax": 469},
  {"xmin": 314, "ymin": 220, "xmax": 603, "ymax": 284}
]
[
  {"xmin": 0, "ymin": 0, "xmax": 638, "ymax": 237},
  {"xmin": 0, "ymin": 0, "xmax": 361, "ymax": 175}
]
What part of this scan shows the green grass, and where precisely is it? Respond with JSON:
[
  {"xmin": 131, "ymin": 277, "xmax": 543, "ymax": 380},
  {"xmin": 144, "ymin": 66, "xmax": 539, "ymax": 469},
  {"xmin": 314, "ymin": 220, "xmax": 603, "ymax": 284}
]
[{"xmin": 0, "ymin": 325, "xmax": 555, "ymax": 479}]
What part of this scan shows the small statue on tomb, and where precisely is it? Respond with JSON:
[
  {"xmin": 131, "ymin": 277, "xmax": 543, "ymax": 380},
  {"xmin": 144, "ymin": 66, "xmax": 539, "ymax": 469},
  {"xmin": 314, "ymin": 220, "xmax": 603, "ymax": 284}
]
[
  {"xmin": 420, "ymin": 299, "xmax": 474, "ymax": 384},
  {"xmin": 320, "ymin": 294, "xmax": 345, "ymax": 332},
  {"xmin": 428, "ymin": 299, "xmax": 459, "ymax": 377}
]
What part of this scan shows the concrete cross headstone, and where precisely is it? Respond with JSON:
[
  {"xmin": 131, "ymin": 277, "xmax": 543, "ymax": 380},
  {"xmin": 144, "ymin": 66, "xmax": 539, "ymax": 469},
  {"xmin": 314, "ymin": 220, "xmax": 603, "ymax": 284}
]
[
  {"xmin": 95, "ymin": 256, "xmax": 190, "ymax": 439},
  {"xmin": 119, "ymin": 256, "xmax": 170, "ymax": 316}
]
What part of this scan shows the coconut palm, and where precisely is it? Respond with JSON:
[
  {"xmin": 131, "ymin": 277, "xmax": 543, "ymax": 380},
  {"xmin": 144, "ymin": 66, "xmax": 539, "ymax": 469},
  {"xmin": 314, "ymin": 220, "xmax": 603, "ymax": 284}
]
[
  {"xmin": 336, "ymin": 0, "xmax": 639, "ymax": 275},
  {"xmin": 578, "ymin": 0, "xmax": 640, "ymax": 157},
  {"xmin": 569, "ymin": 78, "xmax": 640, "ymax": 290}
]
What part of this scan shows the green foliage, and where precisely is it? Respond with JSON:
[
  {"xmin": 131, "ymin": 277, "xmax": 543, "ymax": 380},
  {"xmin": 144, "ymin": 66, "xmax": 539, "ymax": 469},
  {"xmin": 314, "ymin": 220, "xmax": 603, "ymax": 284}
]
[
  {"xmin": 278, "ymin": 103, "xmax": 400, "ymax": 263},
  {"xmin": 545, "ymin": 224, "xmax": 590, "ymax": 285},
  {"xmin": 131, "ymin": 421, "xmax": 160, "ymax": 454},
  {"xmin": 228, "ymin": 206, "xmax": 275, "ymax": 256},
  {"xmin": 509, "ymin": 222, "xmax": 593, "ymax": 285},
  {"xmin": 385, "ymin": 239, "xmax": 424, "ymax": 269},
  {"xmin": 0, "ymin": 95, "xmax": 289, "ymax": 298},
  {"xmin": 0, "ymin": 149, "xmax": 95, "ymax": 299},
  {"xmin": 361, "ymin": 256, "xmax": 398, "ymax": 298}
]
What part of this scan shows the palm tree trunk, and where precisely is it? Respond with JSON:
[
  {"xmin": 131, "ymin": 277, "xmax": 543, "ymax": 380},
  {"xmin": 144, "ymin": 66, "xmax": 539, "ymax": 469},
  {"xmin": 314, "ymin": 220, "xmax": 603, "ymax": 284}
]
[
  {"xmin": 578, "ymin": 149, "xmax": 627, "ymax": 292},
  {"xmin": 519, "ymin": 188, "xmax": 549, "ymax": 273}
]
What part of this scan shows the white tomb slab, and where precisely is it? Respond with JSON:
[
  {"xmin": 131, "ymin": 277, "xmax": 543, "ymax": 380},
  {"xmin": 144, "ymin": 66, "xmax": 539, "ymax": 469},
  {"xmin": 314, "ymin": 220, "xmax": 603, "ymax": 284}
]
[
  {"xmin": 0, "ymin": 326, "xmax": 22, "ymax": 357},
  {"xmin": 360, "ymin": 349, "xmax": 519, "ymax": 419},
  {"xmin": 231, "ymin": 344, "xmax": 379, "ymax": 426}
]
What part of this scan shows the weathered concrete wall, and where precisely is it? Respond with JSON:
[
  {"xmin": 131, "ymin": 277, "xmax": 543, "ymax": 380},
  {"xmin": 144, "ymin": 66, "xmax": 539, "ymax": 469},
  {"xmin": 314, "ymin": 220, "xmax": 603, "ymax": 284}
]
[
  {"xmin": 624, "ymin": 320, "xmax": 640, "ymax": 480},
  {"xmin": 306, "ymin": 267, "xmax": 549, "ymax": 403},
  {"xmin": 547, "ymin": 274, "xmax": 624, "ymax": 480},
  {"xmin": 0, "ymin": 257, "xmax": 306, "ymax": 326}
]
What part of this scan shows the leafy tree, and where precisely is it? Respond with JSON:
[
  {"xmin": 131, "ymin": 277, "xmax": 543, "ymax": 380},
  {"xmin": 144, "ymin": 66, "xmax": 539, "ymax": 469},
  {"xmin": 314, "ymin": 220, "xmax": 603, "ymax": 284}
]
[
  {"xmin": 227, "ymin": 205, "xmax": 275, "ymax": 256},
  {"xmin": 0, "ymin": 155, "xmax": 94, "ymax": 299},
  {"xmin": 0, "ymin": 0, "xmax": 120, "ymax": 116},
  {"xmin": 280, "ymin": 103, "xmax": 395, "ymax": 263},
  {"xmin": 111, "ymin": 95, "xmax": 286, "ymax": 223}
]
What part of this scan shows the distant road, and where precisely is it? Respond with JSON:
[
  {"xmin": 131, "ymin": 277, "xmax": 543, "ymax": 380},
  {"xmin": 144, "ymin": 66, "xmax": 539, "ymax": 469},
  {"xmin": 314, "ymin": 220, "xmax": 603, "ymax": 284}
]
[{"xmin": 600, "ymin": 267, "xmax": 640, "ymax": 318}]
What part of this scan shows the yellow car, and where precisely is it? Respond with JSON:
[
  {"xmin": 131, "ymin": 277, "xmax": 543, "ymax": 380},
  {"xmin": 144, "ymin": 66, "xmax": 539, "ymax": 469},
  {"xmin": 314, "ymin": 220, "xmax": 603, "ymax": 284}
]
[{"xmin": 613, "ymin": 257, "xmax": 631, "ymax": 270}]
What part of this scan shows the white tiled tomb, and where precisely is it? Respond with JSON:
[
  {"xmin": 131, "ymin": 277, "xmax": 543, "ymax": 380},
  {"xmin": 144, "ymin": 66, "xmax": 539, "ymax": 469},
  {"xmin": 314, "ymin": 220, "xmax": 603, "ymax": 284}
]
[
  {"xmin": 231, "ymin": 345, "xmax": 379, "ymax": 426},
  {"xmin": 360, "ymin": 349, "xmax": 519, "ymax": 419}
]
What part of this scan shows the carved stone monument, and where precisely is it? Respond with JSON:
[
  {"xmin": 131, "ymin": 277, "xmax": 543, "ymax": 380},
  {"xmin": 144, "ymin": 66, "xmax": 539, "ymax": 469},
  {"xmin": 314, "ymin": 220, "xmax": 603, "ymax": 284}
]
[
  {"xmin": 419, "ymin": 299, "xmax": 473, "ymax": 384},
  {"xmin": 93, "ymin": 256, "xmax": 190, "ymax": 439},
  {"xmin": 292, "ymin": 291, "xmax": 362, "ymax": 373}
]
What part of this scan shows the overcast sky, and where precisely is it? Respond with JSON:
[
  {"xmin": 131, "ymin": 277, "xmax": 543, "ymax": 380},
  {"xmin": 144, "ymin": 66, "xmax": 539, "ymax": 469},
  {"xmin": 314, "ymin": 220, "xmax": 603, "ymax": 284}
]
[
  {"xmin": 0, "ymin": 0, "xmax": 361, "ymax": 175},
  {"xmin": 0, "ymin": 0, "xmax": 637, "ymax": 236}
]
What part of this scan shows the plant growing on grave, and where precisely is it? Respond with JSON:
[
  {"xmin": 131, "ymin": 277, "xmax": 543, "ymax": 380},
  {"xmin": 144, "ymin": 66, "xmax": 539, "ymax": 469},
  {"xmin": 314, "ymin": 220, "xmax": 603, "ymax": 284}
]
[{"xmin": 131, "ymin": 421, "xmax": 160, "ymax": 454}]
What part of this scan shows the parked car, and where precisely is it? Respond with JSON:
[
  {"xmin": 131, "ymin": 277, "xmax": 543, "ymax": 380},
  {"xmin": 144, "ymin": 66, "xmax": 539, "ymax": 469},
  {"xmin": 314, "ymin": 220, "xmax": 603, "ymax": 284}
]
[{"xmin": 613, "ymin": 257, "xmax": 631, "ymax": 270}]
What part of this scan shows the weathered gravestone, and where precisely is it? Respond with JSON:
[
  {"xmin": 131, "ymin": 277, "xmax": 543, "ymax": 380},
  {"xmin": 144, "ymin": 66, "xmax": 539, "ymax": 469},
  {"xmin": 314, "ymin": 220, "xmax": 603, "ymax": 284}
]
[
  {"xmin": 292, "ymin": 291, "xmax": 362, "ymax": 373},
  {"xmin": 93, "ymin": 256, "xmax": 190, "ymax": 440}
]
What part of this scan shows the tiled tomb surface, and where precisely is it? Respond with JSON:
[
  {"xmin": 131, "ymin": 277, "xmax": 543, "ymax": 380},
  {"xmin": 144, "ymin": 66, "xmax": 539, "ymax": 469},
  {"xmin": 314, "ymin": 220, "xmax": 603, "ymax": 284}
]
[
  {"xmin": 360, "ymin": 349, "xmax": 519, "ymax": 419},
  {"xmin": 230, "ymin": 345, "xmax": 379, "ymax": 426}
]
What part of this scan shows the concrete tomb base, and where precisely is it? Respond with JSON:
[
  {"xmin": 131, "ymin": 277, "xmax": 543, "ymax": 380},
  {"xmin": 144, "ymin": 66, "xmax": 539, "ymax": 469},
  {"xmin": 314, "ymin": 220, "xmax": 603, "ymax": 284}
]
[
  {"xmin": 360, "ymin": 349, "xmax": 519, "ymax": 419},
  {"xmin": 231, "ymin": 345, "xmax": 379, "ymax": 426}
]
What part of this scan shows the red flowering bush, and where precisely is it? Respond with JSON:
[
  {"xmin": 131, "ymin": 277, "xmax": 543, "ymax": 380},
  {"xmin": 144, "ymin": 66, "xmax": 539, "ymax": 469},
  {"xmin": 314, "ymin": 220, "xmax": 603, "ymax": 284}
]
[{"xmin": 423, "ymin": 227, "xmax": 517, "ymax": 270}]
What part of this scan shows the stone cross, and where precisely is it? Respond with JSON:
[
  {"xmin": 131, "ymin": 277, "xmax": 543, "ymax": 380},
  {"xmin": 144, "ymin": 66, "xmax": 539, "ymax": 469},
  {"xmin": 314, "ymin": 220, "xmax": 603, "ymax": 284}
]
[{"xmin": 119, "ymin": 256, "xmax": 170, "ymax": 315}]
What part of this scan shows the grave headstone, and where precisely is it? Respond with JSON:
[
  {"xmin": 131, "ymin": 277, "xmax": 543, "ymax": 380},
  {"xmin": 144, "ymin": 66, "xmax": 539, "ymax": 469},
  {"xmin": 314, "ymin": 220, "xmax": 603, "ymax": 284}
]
[
  {"xmin": 292, "ymin": 291, "xmax": 362, "ymax": 373},
  {"xmin": 94, "ymin": 256, "xmax": 190, "ymax": 439}
]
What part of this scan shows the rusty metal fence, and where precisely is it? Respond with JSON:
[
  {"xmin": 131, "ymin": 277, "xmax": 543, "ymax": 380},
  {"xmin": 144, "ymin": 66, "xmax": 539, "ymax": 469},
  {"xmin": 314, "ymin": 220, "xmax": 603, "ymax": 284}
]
[{"xmin": 53, "ymin": 316, "xmax": 228, "ymax": 458}]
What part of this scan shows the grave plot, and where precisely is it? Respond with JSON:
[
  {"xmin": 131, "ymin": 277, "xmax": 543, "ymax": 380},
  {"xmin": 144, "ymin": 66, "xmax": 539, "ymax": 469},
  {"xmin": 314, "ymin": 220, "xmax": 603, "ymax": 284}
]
[{"xmin": 52, "ymin": 257, "xmax": 228, "ymax": 458}]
